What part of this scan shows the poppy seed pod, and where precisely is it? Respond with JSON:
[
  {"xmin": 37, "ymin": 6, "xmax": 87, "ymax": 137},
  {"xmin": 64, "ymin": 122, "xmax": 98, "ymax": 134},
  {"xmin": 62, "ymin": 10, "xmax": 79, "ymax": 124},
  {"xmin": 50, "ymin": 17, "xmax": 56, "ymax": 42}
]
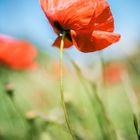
[{"xmin": 40, "ymin": 0, "xmax": 120, "ymax": 52}]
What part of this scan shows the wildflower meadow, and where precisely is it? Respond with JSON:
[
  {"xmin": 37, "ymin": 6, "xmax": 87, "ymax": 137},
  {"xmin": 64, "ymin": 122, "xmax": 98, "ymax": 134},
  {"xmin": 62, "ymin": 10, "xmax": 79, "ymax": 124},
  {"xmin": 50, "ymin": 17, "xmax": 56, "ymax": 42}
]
[{"xmin": 0, "ymin": 0, "xmax": 140, "ymax": 140}]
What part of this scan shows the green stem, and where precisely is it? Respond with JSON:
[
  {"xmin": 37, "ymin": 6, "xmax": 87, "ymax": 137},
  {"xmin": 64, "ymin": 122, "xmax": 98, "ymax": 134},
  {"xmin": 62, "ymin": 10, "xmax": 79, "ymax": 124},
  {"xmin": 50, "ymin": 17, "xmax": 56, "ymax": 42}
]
[
  {"xmin": 133, "ymin": 114, "xmax": 140, "ymax": 140},
  {"xmin": 65, "ymin": 54, "xmax": 116, "ymax": 140},
  {"xmin": 121, "ymin": 73, "xmax": 140, "ymax": 138},
  {"xmin": 99, "ymin": 52, "xmax": 106, "ymax": 85},
  {"xmin": 60, "ymin": 32, "xmax": 76, "ymax": 140}
]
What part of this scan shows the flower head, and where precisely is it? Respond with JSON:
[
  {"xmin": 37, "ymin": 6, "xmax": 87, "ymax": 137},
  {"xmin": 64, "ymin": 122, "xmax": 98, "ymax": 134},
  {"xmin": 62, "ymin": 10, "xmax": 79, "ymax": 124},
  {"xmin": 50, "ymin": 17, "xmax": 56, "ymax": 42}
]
[
  {"xmin": 0, "ymin": 34, "xmax": 37, "ymax": 69},
  {"xmin": 40, "ymin": 0, "xmax": 120, "ymax": 52}
]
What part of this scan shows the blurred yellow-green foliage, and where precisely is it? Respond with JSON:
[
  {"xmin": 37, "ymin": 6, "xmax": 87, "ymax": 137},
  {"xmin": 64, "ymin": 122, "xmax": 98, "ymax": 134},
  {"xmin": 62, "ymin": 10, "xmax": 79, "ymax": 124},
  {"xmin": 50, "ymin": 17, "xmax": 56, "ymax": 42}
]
[
  {"xmin": 0, "ymin": 47, "xmax": 140, "ymax": 140},
  {"xmin": 0, "ymin": 0, "xmax": 140, "ymax": 140}
]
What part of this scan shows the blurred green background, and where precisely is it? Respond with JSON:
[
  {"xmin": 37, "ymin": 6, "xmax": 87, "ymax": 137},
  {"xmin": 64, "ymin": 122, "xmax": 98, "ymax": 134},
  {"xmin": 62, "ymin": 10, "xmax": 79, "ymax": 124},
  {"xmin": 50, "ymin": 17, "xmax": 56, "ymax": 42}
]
[{"xmin": 0, "ymin": 0, "xmax": 140, "ymax": 140}]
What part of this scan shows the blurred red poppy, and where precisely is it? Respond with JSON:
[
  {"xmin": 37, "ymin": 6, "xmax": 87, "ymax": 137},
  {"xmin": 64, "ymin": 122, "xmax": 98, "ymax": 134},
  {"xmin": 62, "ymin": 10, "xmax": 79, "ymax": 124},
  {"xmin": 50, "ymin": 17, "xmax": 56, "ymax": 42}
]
[
  {"xmin": 104, "ymin": 63, "xmax": 125, "ymax": 84},
  {"xmin": 40, "ymin": 0, "xmax": 120, "ymax": 52},
  {"xmin": 0, "ymin": 34, "xmax": 37, "ymax": 69}
]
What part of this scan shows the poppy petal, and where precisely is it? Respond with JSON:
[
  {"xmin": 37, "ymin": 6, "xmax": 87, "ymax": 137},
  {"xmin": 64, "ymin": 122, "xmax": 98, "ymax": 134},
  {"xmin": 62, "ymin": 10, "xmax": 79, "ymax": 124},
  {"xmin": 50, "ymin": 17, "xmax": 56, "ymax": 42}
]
[
  {"xmin": 71, "ymin": 30, "xmax": 120, "ymax": 52},
  {"xmin": 88, "ymin": 0, "xmax": 114, "ymax": 32},
  {"xmin": 52, "ymin": 36, "xmax": 72, "ymax": 48},
  {"xmin": 94, "ymin": 16, "xmax": 114, "ymax": 32},
  {"xmin": 92, "ymin": 31, "xmax": 121, "ymax": 50},
  {"xmin": 71, "ymin": 30, "xmax": 96, "ymax": 52},
  {"xmin": 40, "ymin": 0, "xmax": 48, "ymax": 11},
  {"xmin": 41, "ymin": 0, "xmax": 97, "ymax": 30},
  {"xmin": 0, "ymin": 35, "xmax": 37, "ymax": 69}
]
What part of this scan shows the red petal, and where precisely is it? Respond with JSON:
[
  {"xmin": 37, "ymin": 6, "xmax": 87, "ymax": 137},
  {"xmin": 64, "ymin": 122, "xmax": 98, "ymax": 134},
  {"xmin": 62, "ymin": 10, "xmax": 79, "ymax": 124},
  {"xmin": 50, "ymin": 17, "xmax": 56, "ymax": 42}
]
[
  {"xmin": 92, "ymin": 31, "xmax": 121, "ymax": 50},
  {"xmin": 41, "ymin": 0, "xmax": 97, "ymax": 30},
  {"xmin": 71, "ymin": 30, "xmax": 120, "ymax": 52},
  {"xmin": 88, "ymin": 0, "xmax": 114, "ymax": 32},
  {"xmin": 52, "ymin": 36, "xmax": 72, "ymax": 48},
  {"xmin": 40, "ymin": 0, "xmax": 48, "ymax": 11},
  {"xmin": 71, "ymin": 30, "xmax": 96, "ymax": 52},
  {"xmin": 0, "ymin": 35, "xmax": 37, "ymax": 69}
]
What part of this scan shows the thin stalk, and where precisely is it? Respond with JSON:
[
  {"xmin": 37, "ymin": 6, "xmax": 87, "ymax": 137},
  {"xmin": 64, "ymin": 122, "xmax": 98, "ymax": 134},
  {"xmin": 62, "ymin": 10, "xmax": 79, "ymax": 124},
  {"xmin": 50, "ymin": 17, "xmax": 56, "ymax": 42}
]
[
  {"xmin": 65, "ymin": 53, "xmax": 117, "ymax": 140},
  {"xmin": 97, "ymin": 53, "xmax": 117, "ymax": 140},
  {"xmin": 60, "ymin": 32, "xmax": 76, "ymax": 140},
  {"xmin": 99, "ymin": 52, "xmax": 106, "ymax": 85},
  {"xmin": 121, "ymin": 73, "xmax": 140, "ymax": 138},
  {"xmin": 133, "ymin": 114, "xmax": 140, "ymax": 140},
  {"xmin": 91, "ymin": 82, "xmax": 117, "ymax": 140}
]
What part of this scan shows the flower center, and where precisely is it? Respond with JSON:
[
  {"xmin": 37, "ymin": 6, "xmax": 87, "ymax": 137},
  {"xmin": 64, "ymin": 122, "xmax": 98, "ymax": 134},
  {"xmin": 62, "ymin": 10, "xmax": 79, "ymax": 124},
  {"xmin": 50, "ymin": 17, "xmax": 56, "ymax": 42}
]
[{"xmin": 54, "ymin": 21, "xmax": 72, "ymax": 42}]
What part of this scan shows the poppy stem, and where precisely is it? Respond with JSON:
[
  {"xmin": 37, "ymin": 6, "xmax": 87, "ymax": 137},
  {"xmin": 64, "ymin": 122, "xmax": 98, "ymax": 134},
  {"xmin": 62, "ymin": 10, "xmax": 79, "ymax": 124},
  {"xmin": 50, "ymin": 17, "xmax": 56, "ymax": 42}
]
[
  {"xmin": 60, "ymin": 31, "xmax": 76, "ymax": 140},
  {"xmin": 121, "ymin": 72, "xmax": 140, "ymax": 137}
]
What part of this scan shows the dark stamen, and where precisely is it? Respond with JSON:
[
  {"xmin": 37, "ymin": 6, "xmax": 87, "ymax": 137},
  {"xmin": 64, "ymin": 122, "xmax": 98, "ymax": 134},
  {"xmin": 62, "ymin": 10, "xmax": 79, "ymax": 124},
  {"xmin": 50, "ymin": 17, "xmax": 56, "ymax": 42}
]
[
  {"xmin": 54, "ymin": 21, "xmax": 64, "ymax": 33},
  {"xmin": 54, "ymin": 21, "xmax": 72, "ymax": 42}
]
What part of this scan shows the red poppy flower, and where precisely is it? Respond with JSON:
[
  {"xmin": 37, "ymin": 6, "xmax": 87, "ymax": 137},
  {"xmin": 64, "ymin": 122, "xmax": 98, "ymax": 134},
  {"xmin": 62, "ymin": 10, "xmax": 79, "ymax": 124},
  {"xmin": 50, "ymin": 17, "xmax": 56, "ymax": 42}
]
[
  {"xmin": 104, "ymin": 63, "xmax": 125, "ymax": 84},
  {"xmin": 0, "ymin": 34, "xmax": 37, "ymax": 69},
  {"xmin": 40, "ymin": 0, "xmax": 120, "ymax": 52}
]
